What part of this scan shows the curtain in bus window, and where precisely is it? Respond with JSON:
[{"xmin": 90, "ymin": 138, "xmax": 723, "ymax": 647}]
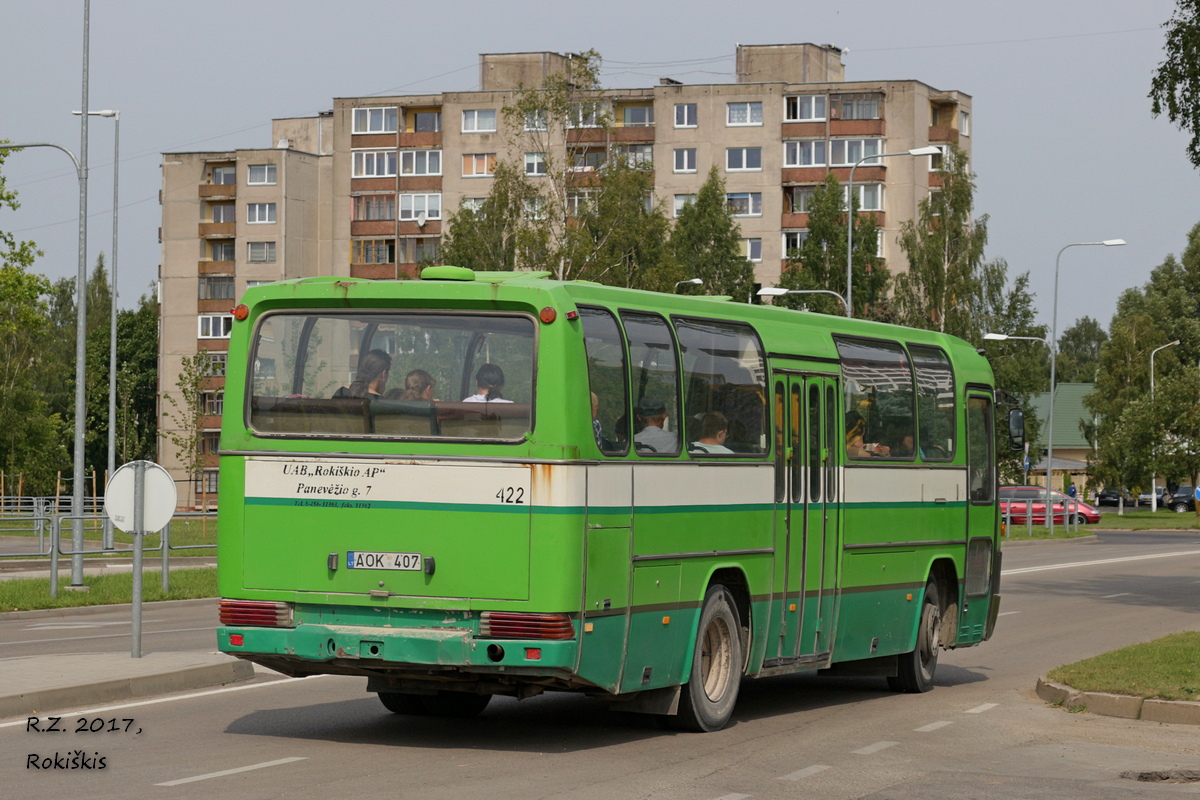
[
  {"xmin": 908, "ymin": 344, "xmax": 956, "ymax": 461},
  {"xmin": 580, "ymin": 307, "xmax": 629, "ymax": 455},
  {"xmin": 674, "ymin": 318, "xmax": 767, "ymax": 455},
  {"xmin": 622, "ymin": 312, "xmax": 681, "ymax": 456},
  {"xmin": 248, "ymin": 312, "xmax": 534, "ymax": 439},
  {"xmin": 834, "ymin": 337, "xmax": 915, "ymax": 460}
]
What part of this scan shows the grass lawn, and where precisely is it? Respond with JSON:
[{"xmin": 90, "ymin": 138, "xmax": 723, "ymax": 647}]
[
  {"xmin": 1048, "ymin": 632, "xmax": 1200, "ymax": 702},
  {"xmin": 0, "ymin": 568, "xmax": 217, "ymax": 612},
  {"xmin": 1095, "ymin": 509, "xmax": 1200, "ymax": 531},
  {"xmin": 0, "ymin": 514, "xmax": 218, "ymax": 556}
]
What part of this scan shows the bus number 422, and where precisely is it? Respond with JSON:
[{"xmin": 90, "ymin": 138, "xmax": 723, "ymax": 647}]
[{"xmin": 496, "ymin": 487, "xmax": 525, "ymax": 504}]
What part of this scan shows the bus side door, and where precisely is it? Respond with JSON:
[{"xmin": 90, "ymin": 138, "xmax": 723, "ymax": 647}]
[
  {"xmin": 577, "ymin": 465, "xmax": 633, "ymax": 693},
  {"xmin": 960, "ymin": 392, "xmax": 997, "ymax": 644}
]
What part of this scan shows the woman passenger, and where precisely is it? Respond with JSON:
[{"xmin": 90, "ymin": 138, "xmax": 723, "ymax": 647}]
[
  {"xmin": 462, "ymin": 363, "xmax": 512, "ymax": 403},
  {"xmin": 333, "ymin": 349, "xmax": 391, "ymax": 399}
]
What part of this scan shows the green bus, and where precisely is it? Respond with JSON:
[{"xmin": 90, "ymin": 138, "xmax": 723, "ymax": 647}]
[{"xmin": 216, "ymin": 267, "xmax": 1015, "ymax": 732}]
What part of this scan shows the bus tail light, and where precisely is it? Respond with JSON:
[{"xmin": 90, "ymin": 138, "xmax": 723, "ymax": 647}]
[
  {"xmin": 480, "ymin": 611, "xmax": 574, "ymax": 640},
  {"xmin": 219, "ymin": 599, "xmax": 294, "ymax": 628}
]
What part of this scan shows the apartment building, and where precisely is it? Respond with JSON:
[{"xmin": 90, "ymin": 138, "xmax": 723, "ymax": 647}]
[{"xmin": 158, "ymin": 43, "xmax": 971, "ymax": 495}]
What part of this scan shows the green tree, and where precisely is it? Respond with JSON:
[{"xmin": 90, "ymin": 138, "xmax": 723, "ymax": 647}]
[
  {"xmin": 440, "ymin": 162, "xmax": 541, "ymax": 271},
  {"xmin": 669, "ymin": 167, "xmax": 752, "ymax": 299},
  {"xmin": 892, "ymin": 146, "xmax": 987, "ymax": 339},
  {"xmin": 162, "ymin": 352, "xmax": 210, "ymax": 508},
  {"xmin": 1055, "ymin": 316, "xmax": 1108, "ymax": 384},
  {"xmin": 1150, "ymin": 0, "xmax": 1200, "ymax": 169}
]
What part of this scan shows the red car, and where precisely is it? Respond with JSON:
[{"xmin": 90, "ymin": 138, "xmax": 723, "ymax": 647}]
[{"xmin": 998, "ymin": 486, "xmax": 1101, "ymax": 525}]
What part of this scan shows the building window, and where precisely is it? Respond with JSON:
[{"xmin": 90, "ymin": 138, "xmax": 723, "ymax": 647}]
[
  {"xmin": 247, "ymin": 164, "xmax": 277, "ymax": 185},
  {"xmin": 567, "ymin": 103, "xmax": 603, "ymax": 129},
  {"xmin": 210, "ymin": 241, "xmax": 235, "ymax": 261},
  {"xmin": 567, "ymin": 190, "xmax": 597, "ymax": 216},
  {"xmin": 570, "ymin": 147, "xmax": 606, "ymax": 172},
  {"xmin": 524, "ymin": 110, "xmax": 547, "ymax": 131},
  {"xmin": 200, "ymin": 391, "xmax": 224, "ymax": 416},
  {"xmin": 246, "ymin": 203, "xmax": 276, "ymax": 224},
  {"xmin": 742, "ymin": 238, "xmax": 762, "ymax": 262},
  {"xmin": 785, "ymin": 95, "xmax": 826, "ymax": 122},
  {"xmin": 726, "ymin": 101, "xmax": 763, "ymax": 126},
  {"xmin": 726, "ymin": 192, "xmax": 762, "ymax": 217},
  {"xmin": 621, "ymin": 105, "xmax": 654, "ymax": 127},
  {"xmin": 199, "ymin": 276, "xmax": 235, "ymax": 301},
  {"xmin": 930, "ymin": 144, "xmax": 949, "ymax": 171},
  {"xmin": 673, "ymin": 194, "xmax": 696, "ymax": 217},
  {"xmin": 201, "ymin": 431, "xmax": 221, "ymax": 456},
  {"xmin": 412, "ymin": 110, "xmax": 441, "ymax": 132},
  {"xmin": 353, "ymin": 106, "xmax": 398, "ymax": 134},
  {"xmin": 784, "ymin": 140, "xmax": 826, "ymax": 167},
  {"xmin": 460, "ymin": 197, "xmax": 486, "ymax": 213},
  {"xmin": 673, "ymin": 148, "xmax": 697, "ymax": 173},
  {"xmin": 844, "ymin": 184, "xmax": 884, "ymax": 212},
  {"xmin": 353, "ymin": 150, "xmax": 397, "ymax": 178},
  {"xmin": 829, "ymin": 138, "xmax": 883, "ymax": 167},
  {"xmin": 523, "ymin": 197, "xmax": 547, "ymax": 221},
  {"xmin": 352, "ymin": 239, "xmax": 395, "ymax": 264},
  {"xmin": 615, "ymin": 144, "xmax": 653, "ymax": 168},
  {"xmin": 462, "ymin": 153, "xmax": 497, "ymax": 177},
  {"xmin": 198, "ymin": 314, "xmax": 233, "ymax": 339},
  {"xmin": 835, "ymin": 94, "xmax": 881, "ymax": 120},
  {"xmin": 400, "ymin": 149, "xmax": 441, "ymax": 176},
  {"xmin": 245, "ymin": 280, "xmax": 274, "ymax": 289},
  {"xmin": 399, "ymin": 193, "xmax": 441, "ymax": 221},
  {"xmin": 461, "ymin": 109, "xmax": 497, "ymax": 133},
  {"xmin": 195, "ymin": 469, "xmax": 219, "ymax": 496},
  {"xmin": 206, "ymin": 352, "xmax": 227, "ymax": 378},
  {"xmin": 783, "ymin": 230, "xmax": 810, "ymax": 253},
  {"xmin": 211, "ymin": 166, "xmax": 235, "ymax": 185},
  {"xmin": 210, "ymin": 203, "xmax": 235, "ymax": 223},
  {"xmin": 959, "ymin": 110, "xmax": 970, "ymax": 136},
  {"xmin": 524, "ymin": 152, "xmax": 547, "ymax": 176},
  {"xmin": 398, "ymin": 237, "xmax": 440, "ymax": 264},
  {"xmin": 726, "ymin": 147, "xmax": 762, "ymax": 172},
  {"xmin": 785, "ymin": 186, "xmax": 816, "ymax": 214},
  {"xmin": 674, "ymin": 103, "xmax": 698, "ymax": 128},
  {"xmin": 247, "ymin": 241, "xmax": 276, "ymax": 263},
  {"xmin": 353, "ymin": 194, "xmax": 396, "ymax": 221}
]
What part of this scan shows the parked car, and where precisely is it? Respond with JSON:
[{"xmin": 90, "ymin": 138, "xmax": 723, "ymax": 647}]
[
  {"xmin": 1138, "ymin": 487, "xmax": 1172, "ymax": 507},
  {"xmin": 1096, "ymin": 488, "xmax": 1133, "ymax": 507},
  {"xmin": 1167, "ymin": 485, "xmax": 1196, "ymax": 513},
  {"xmin": 999, "ymin": 485, "xmax": 1101, "ymax": 525}
]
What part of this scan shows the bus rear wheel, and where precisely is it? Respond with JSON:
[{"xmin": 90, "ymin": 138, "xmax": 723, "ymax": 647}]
[
  {"xmin": 671, "ymin": 585, "xmax": 742, "ymax": 732},
  {"xmin": 378, "ymin": 690, "xmax": 492, "ymax": 718},
  {"xmin": 888, "ymin": 579, "xmax": 941, "ymax": 693}
]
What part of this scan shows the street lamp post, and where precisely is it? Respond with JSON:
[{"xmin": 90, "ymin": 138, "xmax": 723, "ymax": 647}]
[
  {"xmin": 1149, "ymin": 339, "xmax": 1180, "ymax": 512},
  {"xmin": 845, "ymin": 145, "xmax": 941, "ymax": 319},
  {"xmin": 758, "ymin": 286, "xmax": 849, "ymax": 315},
  {"xmin": 73, "ymin": 109, "xmax": 119, "ymax": 502},
  {"xmin": 1045, "ymin": 239, "xmax": 1126, "ymax": 532}
]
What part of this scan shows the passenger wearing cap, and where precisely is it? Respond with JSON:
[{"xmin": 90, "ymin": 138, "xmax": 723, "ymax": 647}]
[{"xmin": 634, "ymin": 397, "xmax": 678, "ymax": 453}]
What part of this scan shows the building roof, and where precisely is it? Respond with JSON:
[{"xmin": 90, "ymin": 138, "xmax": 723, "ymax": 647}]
[{"xmin": 1032, "ymin": 383, "xmax": 1093, "ymax": 449}]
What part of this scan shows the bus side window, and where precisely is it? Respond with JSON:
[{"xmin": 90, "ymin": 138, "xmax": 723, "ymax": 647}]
[
  {"xmin": 622, "ymin": 312, "xmax": 681, "ymax": 458},
  {"xmin": 834, "ymin": 337, "xmax": 915, "ymax": 460},
  {"xmin": 579, "ymin": 307, "xmax": 629, "ymax": 456},
  {"xmin": 909, "ymin": 344, "xmax": 956, "ymax": 460},
  {"xmin": 674, "ymin": 318, "xmax": 768, "ymax": 455}
]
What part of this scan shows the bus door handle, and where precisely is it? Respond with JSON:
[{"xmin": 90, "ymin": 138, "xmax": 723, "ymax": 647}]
[{"xmin": 934, "ymin": 497, "xmax": 947, "ymax": 504}]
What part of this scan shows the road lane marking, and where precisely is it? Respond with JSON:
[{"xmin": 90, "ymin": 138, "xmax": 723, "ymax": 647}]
[
  {"xmin": 913, "ymin": 721, "xmax": 953, "ymax": 732},
  {"xmin": 0, "ymin": 675, "xmax": 328, "ymax": 729},
  {"xmin": 155, "ymin": 756, "xmax": 307, "ymax": 786},
  {"xmin": 852, "ymin": 741, "xmax": 897, "ymax": 754},
  {"xmin": 7, "ymin": 626, "xmax": 216, "ymax": 645},
  {"xmin": 1003, "ymin": 550, "xmax": 1200, "ymax": 575},
  {"xmin": 997, "ymin": 611, "xmax": 1021, "ymax": 616},
  {"xmin": 23, "ymin": 622, "xmax": 130, "ymax": 630},
  {"xmin": 965, "ymin": 703, "xmax": 998, "ymax": 713},
  {"xmin": 780, "ymin": 765, "xmax": 831, "ymax": 780},
  {"xmin": 714, "ymin": 794, "xmax": 751, "ymax": 800},
  {"xmin": 1101, "ymin": 593, "xmax": 1132, "ymax": 598}
]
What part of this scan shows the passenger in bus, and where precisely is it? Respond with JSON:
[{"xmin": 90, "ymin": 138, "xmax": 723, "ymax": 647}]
[
  {"xmin": 463, "ymin": 363, "xmax": 513, "ymax": 403},
  {"xmin": 394, "ymin": 369, "xmax": 436, "ymax": 402},
  {"xmin": 634, "ymin": 397, "xmax": 678, "ymax": 453},
  {"xmin": 333, "ymin": 349, "xmax": 391, "ymax": 400},
  {"xmin": 845, "ymin": 411, "xmax": 889, "ymax": 458},
  {"xmin": 690, "ymin": 411, "xmax": 733, "ymax": 454},
  {"xmin": 591, "ymin": 392, "xmax": 604, "ymax": 447}
]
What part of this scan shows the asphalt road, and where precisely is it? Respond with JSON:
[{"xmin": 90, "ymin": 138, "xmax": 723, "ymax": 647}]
[{"xmin": 2, "ymin": 531, "xmax": 1198, "ymax": 799}]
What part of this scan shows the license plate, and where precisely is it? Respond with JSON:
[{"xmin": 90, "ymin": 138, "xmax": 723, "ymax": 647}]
[{"xmin": 346, "ymin": 551, "xmax": 422, "ymax": 571}]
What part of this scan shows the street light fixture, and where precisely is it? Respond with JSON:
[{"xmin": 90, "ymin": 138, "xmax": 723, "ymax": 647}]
[
  {"xmin": 1149, "ymin": 339, "xmax": 1180, "ymax": 512},
  {"xmin": 757, "ymin": 286, "xmax": 849, "ymax": 315},
  {"xmin": 983, "ymin": 332, "xmax": 1051, "ymax": 484},
  {"xmin": 1045, "ymin": 239, "xmax": 1126, "ymax": 533},
  {"xmin": 74, "ymin": 109, "xmax": 119, "ymax": 502},
  {"xmin": 674, "ymin": 278, "xmax": 703, "ymax": 290},
  {"xmin": 845, "ymin": 145, "xmax": 941, "ymax": 319}
]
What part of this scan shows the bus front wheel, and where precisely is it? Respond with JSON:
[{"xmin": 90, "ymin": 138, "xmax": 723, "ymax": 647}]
[
  {"xmin": 888, "ymin": 579, "xmax": 941, "ymax": 693},
  {"xmin": 378, "ymin": 690, "xmax": 492, "ymax": 718},
  {"xmin": 671, "ymin": 585, "xmax": 743, "ymax": 732}
]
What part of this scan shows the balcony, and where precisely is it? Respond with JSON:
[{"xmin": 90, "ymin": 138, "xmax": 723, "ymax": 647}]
[
  {"xmin": 198, "ymin": 260, "xmax": 235, "ymax": 275},
  {"xmin": 928, "ymin": 125, "xmax": 960, "ymax": 144},
  {"xmin": 199, "ymin": 184, "xmax": 236, "ymax": 200},
  {"xmin": 199, "ymin": 222, "xmax": 235, "ymax": 238}
]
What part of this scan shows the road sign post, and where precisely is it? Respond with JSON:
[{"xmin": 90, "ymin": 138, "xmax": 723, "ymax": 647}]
[{"xmin": 105, "ymin": 460, "xmax": 177, "ymax": 658}]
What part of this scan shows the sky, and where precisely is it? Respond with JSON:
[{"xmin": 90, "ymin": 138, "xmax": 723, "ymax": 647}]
[{"xmin": 2, "ymin": 0, "xmax": 1197, "ymax": 339}]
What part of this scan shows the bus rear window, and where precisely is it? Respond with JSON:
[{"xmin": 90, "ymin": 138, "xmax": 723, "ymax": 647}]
[{"xmin": 248, "ymin": 312, "xmax": 535, "ymax": 440}]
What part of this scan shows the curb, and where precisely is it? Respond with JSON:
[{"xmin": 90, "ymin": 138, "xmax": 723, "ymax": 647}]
[
  {"xmin": 1036, "ymin": 677, "xmax": 1200, "ymax": 725},
  {"xmin": 0, "ymin": 656, "xmax": 254, "ymax": 720},
  {"xmin": 0, "ymin": 597, "xmax": 216, "ymax": 620}
]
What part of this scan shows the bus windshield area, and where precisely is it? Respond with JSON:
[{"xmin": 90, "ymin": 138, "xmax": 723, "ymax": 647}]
[{"xmin": 248, "ymin": 312, "xmax": 535, "ymax": 440}]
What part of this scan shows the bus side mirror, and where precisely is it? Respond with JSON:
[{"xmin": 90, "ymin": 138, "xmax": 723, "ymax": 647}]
[{"xmin": 1007, "ymin": 408, "xmax": 1025, "ymax": 451}]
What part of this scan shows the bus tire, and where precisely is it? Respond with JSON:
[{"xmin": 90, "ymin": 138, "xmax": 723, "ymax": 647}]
[
  {"xmin": 671, "ymin": 585, "xmax": 743, "ymax": 732},
  {"xmin": 378, "ymin": 691, "xmax": 491, "ymax": 718},
  {"xmin": 888, "ymin": 579, "xmax": 941, "ymax": 693}
]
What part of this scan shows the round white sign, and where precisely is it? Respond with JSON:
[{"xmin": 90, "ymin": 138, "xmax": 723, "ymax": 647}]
[{"xmin": 104, "ymin": 461, "xmax": 178, "ymax": 533}]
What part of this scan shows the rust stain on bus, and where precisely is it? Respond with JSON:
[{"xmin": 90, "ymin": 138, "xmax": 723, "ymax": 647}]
[{"xmin": 530, "ymin": 462, "xmax": 555, "ymax": 504}]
